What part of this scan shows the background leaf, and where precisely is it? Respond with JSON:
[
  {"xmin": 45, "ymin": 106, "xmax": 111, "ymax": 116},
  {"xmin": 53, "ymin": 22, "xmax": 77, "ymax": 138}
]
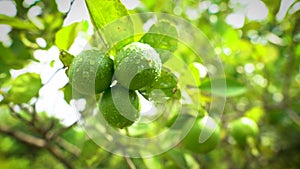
[
  {"xmin": 0, "ymin": 14, "xmax": 37, "ymax": 30},
  {"xmin": 55, "ymin": 21, "xmax": 87, "ymax": 50},
  {"xmin": 0, "ymin": 41, "xmax": 31, "ymax": 70},
  {"xmin": 7, "ymin": 73, "xmax": 42, "ymax": 103},
  {"xmin": 200, "ymin": 78, "xmax": 246, "ymax": 97},
  {"xmin": 165, "ymin": 148, "xmax": 189, "ymax": 169},
  {"xmin": 61, "ymin": 83, "xmax": 72, "ymax": 103},
  {"xmin": 140, "ymin": 20, "xmax": 178, "ymax": 63},
  {"xmin": 142, "ymin": 156, "xmax": 162, "ymax": 169}
]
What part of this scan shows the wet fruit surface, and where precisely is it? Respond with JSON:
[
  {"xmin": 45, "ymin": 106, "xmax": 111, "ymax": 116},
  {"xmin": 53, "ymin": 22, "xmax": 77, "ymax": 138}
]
[
  {"xmin": 68, "ymin": 50, "xmax": 114, "ymax": 95},
  {"xmin": 114, "ymin": 42, "xmax": 162, "ymax": 90},
  {"xmin": 99, "ymin": 85, "xmax": 140, "ymax": 129}
]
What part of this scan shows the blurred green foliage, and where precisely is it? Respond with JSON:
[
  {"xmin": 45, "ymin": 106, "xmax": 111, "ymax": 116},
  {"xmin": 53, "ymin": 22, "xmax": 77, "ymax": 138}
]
[{"xmin": 0, "ymin": 0, "xmax": 300, "ymax": 169}]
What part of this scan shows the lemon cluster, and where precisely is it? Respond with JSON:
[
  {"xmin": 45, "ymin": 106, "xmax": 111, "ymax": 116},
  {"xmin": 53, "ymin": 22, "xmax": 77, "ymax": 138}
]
[{"xmin": 68, "ymin": 42, "xmax": 162, "ymax": 128}]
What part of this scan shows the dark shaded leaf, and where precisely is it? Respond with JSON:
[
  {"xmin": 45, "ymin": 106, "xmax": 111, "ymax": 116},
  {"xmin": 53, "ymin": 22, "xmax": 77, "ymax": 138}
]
[
  {"xmin": 0, "ymin": 41, "xmax": 31, "ymax": 69},
  {"xmin": 59, "ymin": 50, "xmax": 74, "ymax": 68},
  {"xmin": 141, "ymin": 68, "xmax": 180, "ymax": 100}
]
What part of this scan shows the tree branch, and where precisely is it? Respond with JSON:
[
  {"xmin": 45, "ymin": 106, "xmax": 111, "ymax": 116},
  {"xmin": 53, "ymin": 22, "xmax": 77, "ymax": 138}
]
[
  {"xmin": 0, "ymin": 125, "xmax": 46, "ymax": 148},
  {"xmin": 43, "ymin": 67, "xmax": 65, "ymax": 86},
  {"xmin": 9, "ymin": 105, "xmax": 31, "ymax": 125},
  {"xmin": 0, "ymin": 125, "xmax": 76, "ymax": 169},
  {"xmin": 124, "ymin": 156, "xmax": 137, "ymax": 169},
  {"xmin": 9, "ymin": 105, "xmax": 46, "ymax": 135},
  {"xmin": 46, "ymin": 145, "xmax": 74, "ymax": 169},
  {"xmin": 55, "ymin": 137, "xmax": 81, "ymax": 157},
  {"xmin": 5, "ymin": 104, "xmax": 78, "ymax": 169},
  {"xmin": 287, "ymin": 109, "xmax": 300, "ymax": 127},
  {"xmin": 48, "ymin": 121, "xmax": 78, "ymax": 140}
]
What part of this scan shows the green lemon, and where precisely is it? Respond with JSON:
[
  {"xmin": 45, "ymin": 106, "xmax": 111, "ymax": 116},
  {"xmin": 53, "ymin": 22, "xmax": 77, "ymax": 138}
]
[
  {"xmin": 114, "ymin": 42, "xmax": 162, "ymax": 90},
  {"xmin": 68, "ymin": 50, "xmax": 114, "ymax": 95},
  {"xmin": 99, "ymin": 85, "xmax": 140, "ymax": 129},
  {"xmin": 229, "ymin": 117, "xmax": 259, "ymax": 145},
  {"xmin": 182, "ymin": 116, "xmax": 221, "ymax": 153}
]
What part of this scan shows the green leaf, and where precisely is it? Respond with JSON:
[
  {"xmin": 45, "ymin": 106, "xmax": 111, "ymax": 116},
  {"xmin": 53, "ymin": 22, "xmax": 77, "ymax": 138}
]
[
  {"xmin": 55, "ymin": 22, "xmax": 86, "ymax": 50},
  {"xmin": 7, "ymin": 73, "xmax": 42, "ymax": 103},
  {"xmin": 79, "ymin": 140, "xmax": 108, "ymax": 167},
  {"xmin": 0, "ymin": 41, "xmax": 31, "ymax": 69},
  {"xmin": 142, "ymin": 156, "xmax": 162, "ymax": 169},
  {"xmin": 0, "ymin": 156, "xmax": 30, "ymax": 169},
  {"xmin": 140, "ymin": 20, "xmax": 178, "ymax": 63},
  {"xmin": 85, "ymin": 0, "xmax": 134, "ymax": 49},
  {"xmin": 141, "ymin": 68, "xmax": 180, "ymax": 100},
  {"xmin": 59, "ymin": 50, "xmax": 74, "ymax": 68},
  {"xmin": 261, "ymin": 0, "xmax": 281, "ymax": 17},
  {"xmin": 165, "ymin": 148, "xmax": 189, "ymax": 169},
  {"xmin": 61, "ymin": 83, "xmax": 72, "ymax": 103},
  {"xmin": 245, "ymin": 107, "xmax": 265, "ymax": 123},
  {"xmin": 0, "ymin": 14, "xmax": 37, "ymax": 30},
  {"xmin": 49, "ymin": 60, "xmax": 55, "ymax": 67},
  {"xmin": 200, "ymin": 78, "xmax": 246, "ymax": 97},
  {"xmin": 184, "ymin": 153, "xmax": 200, "ymax": 169},
  {"xmin": 295, "ymin": 44, "xmax": 300, "ymax": 56},
  {"xmin": 0, "ymin": 63, "xmax": 11, "ymax": 87},
  {"xmin": 253, "ymin": 44, "xmax": 278, "ymax": 63}
]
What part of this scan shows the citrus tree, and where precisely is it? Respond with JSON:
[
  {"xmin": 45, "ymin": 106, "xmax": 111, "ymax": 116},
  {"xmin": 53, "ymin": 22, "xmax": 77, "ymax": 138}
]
[{"xmin": 0, "ymin": 0, "xmax": 300, "ymax": 169}]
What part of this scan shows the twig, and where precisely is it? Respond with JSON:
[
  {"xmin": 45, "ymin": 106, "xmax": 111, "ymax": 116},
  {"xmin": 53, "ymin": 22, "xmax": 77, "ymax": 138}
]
[
  {"xmin": 55, "ymin": 137, "xmax": 81, "ymax": 157},
  {"xmin": 125, "ymin": 127, "xmax": 130, "ymax": 136},
  {"xmin": 43, "ymin": 67, "xmax": 65, "ymax": 86},
  {"xmin": 31, "ymin": 103, "xmax": 38, "ymax": 125},
  {"xmin": 118, "ymin": 130, "xmax": 137, "ymax": 169},
  {"xmin": 287, "ymin": 109, "xmax": 300, "ymax": 127},
  {"xmin": 9, "ymin": 105, "xmax": 32, "ymax": 125},
  {"xmin": 46, "ymin": 144, "xmax": 74, "ymax": 169},
  {"xmin": 0, "ymin": 125, "xmax": 46, "ymax": 148},
  {"xmin": 124, "ymin": 156, "xmax": 137, "ymax": 169},
  {"xmin": 63, "ymin": 0, "xmax": 76, "ymax": 20},
  {"xmin": 7, "ymin": 103, "xmax": 78, "ymax": 168},
  {"xmin": 0, "ymin": 125, "xmax": 75, "ymax": 169},
  {"xmin": 43, "ymin": 119, "xmax": 57, "ymax": 138},
  {"xmin": 18, "ymin": 103, "xmax": 38, "ymax": 124},
  {"xmin": 287, "ymin": 0, "xmax": 299, "ymax": 15},
  {"xmin": 45, "ymin": 121, "xmax": 81, "ymax": 157},
  {"xmin": 48, "ymin": 121, "xmax": 78, "ymax": 140}
]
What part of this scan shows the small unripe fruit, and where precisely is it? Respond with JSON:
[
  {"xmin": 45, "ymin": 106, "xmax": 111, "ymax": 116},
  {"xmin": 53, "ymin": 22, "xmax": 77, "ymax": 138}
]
[
  {"xmin": 182, "ymin": 116, "xmax": 221, "ymax": 153},
  {"xmin": 114, "ymin": 42, "xmax": 162, "ymax": 90},
  {"xmin": 229, "ymin": 117, "xmax": 259, "ymax": 146},
  {"xmin": 68, "ymin": 50, "xmax": 114, "ymax": 95},
  {"xmin": 99, "ymin": 85, "xmax": 140, "ymax": 129}
]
